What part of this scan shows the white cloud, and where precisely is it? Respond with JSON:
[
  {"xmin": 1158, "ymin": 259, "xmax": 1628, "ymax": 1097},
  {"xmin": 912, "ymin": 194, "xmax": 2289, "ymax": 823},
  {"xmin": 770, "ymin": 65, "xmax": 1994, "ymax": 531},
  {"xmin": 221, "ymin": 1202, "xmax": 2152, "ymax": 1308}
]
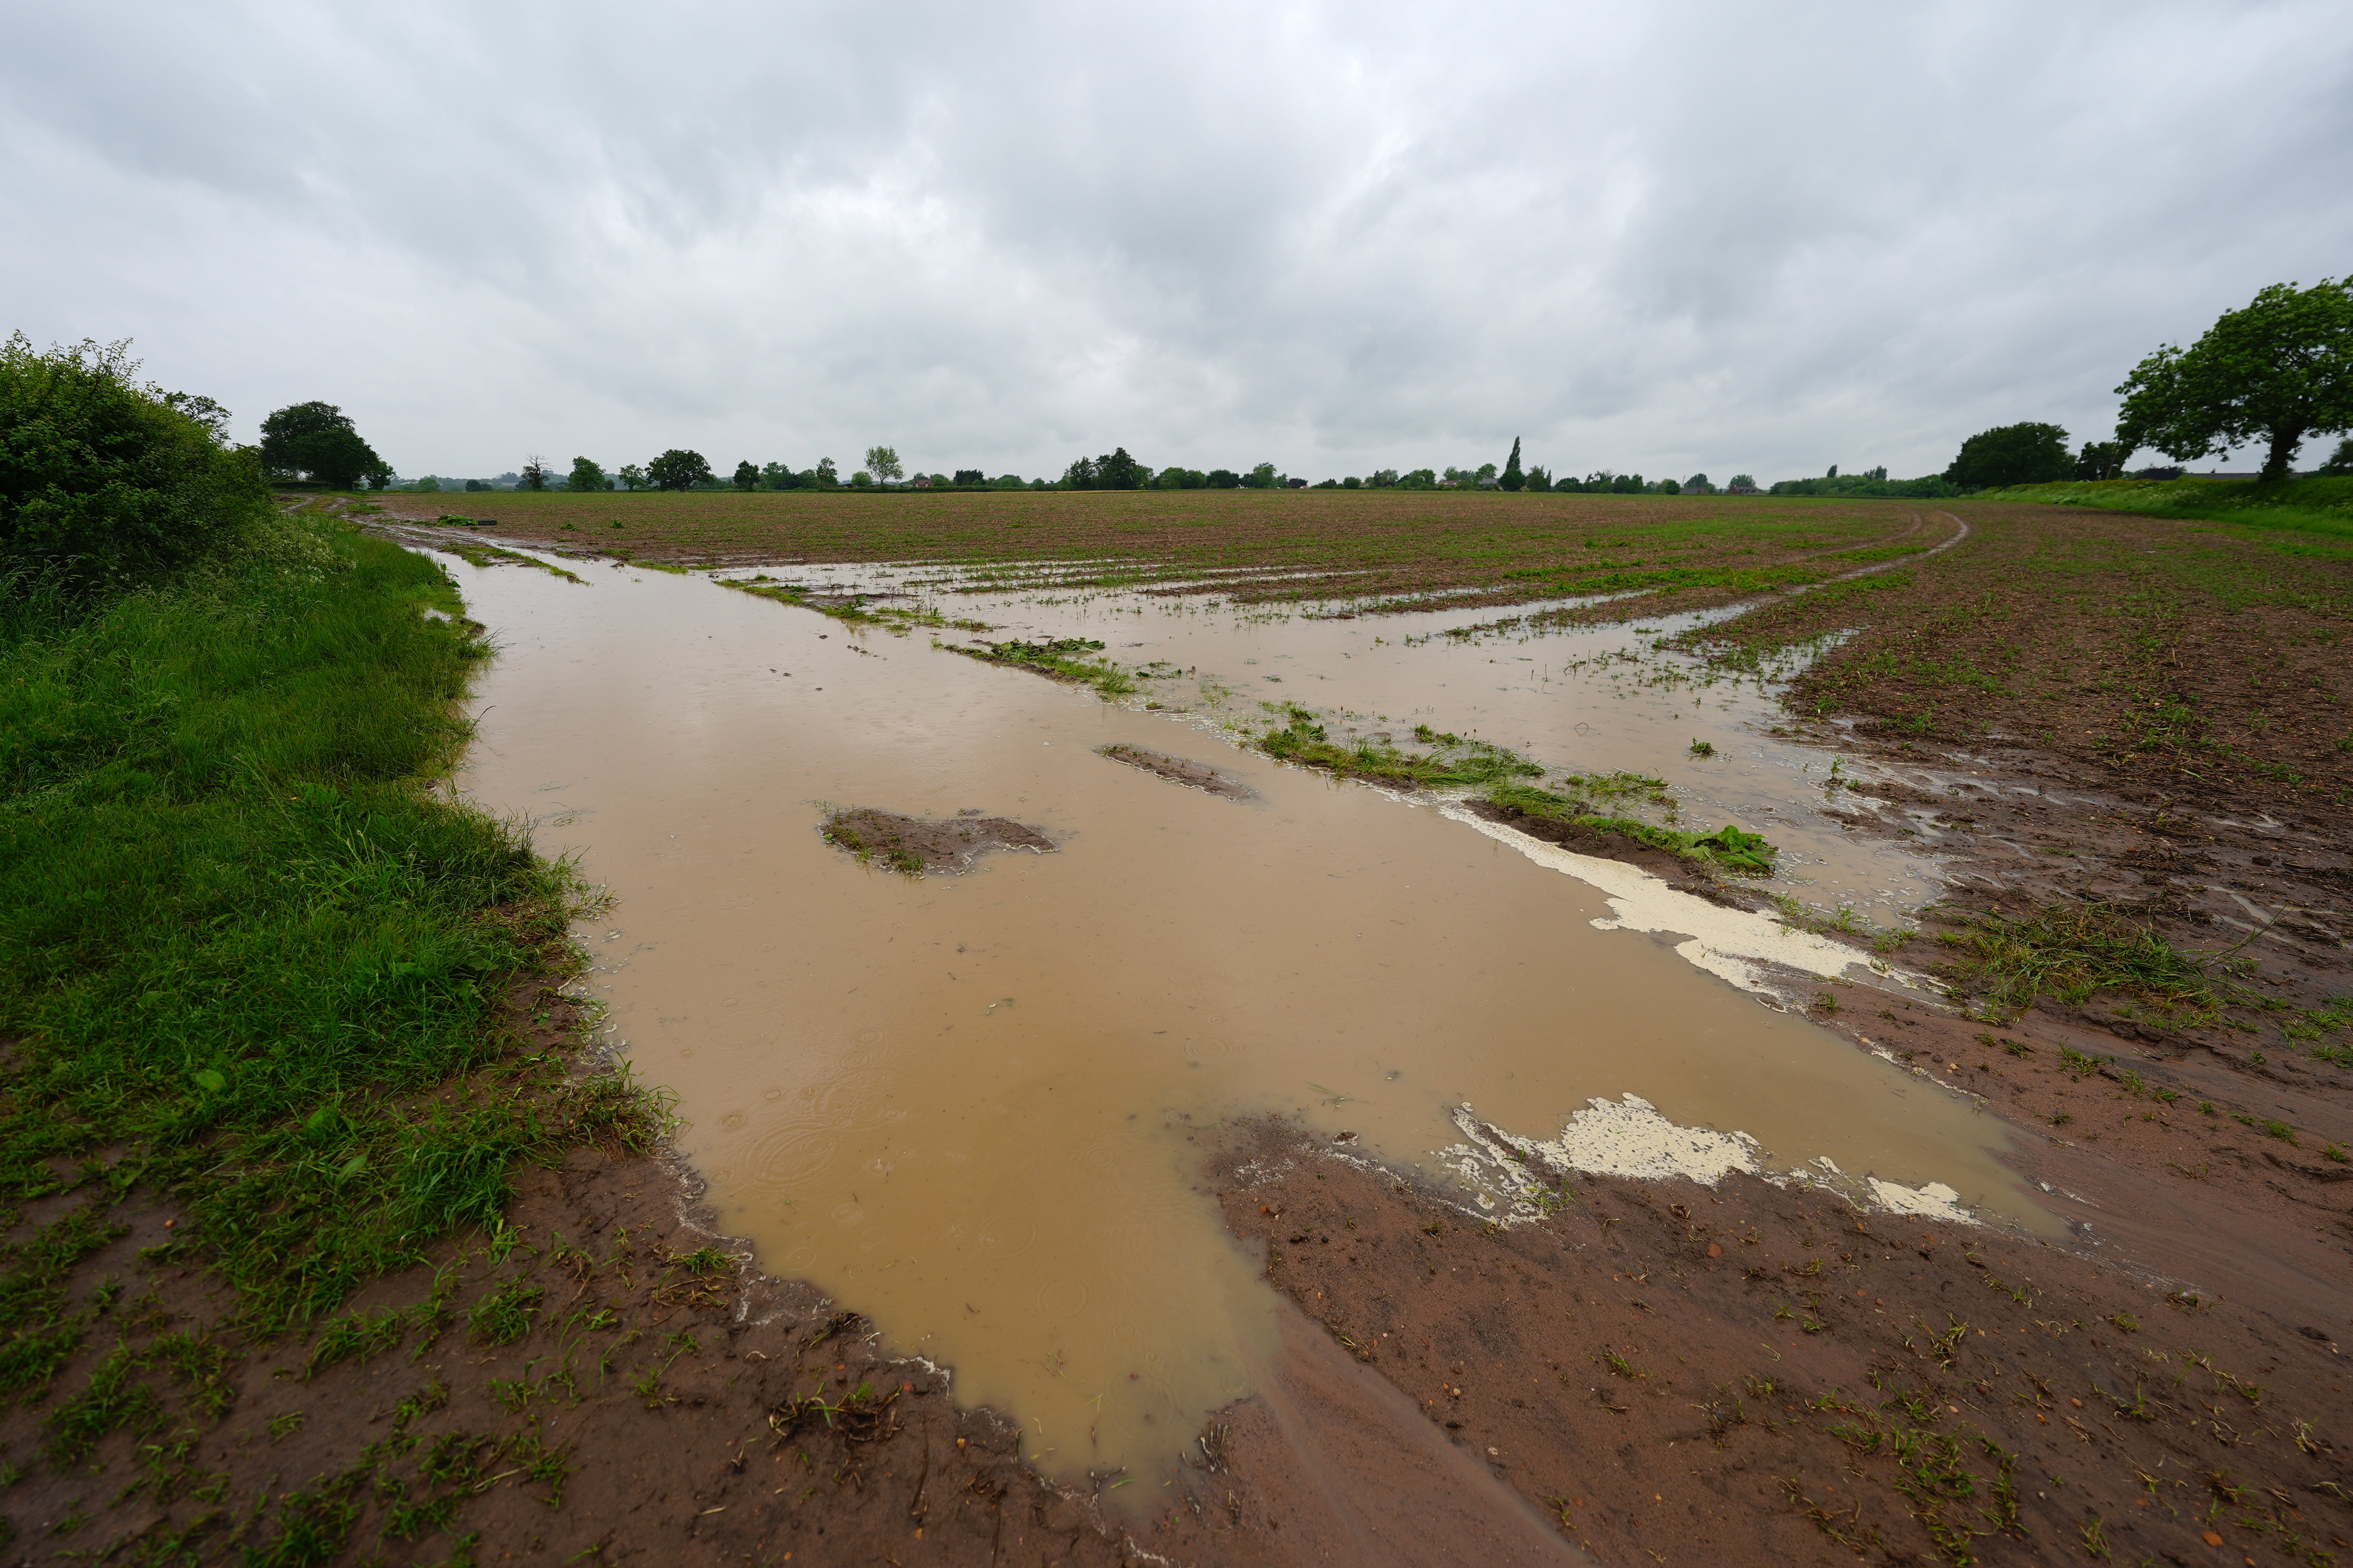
[{"xmin": 4, "ymin": 0, "xmax": 2347, "ymax": 481}]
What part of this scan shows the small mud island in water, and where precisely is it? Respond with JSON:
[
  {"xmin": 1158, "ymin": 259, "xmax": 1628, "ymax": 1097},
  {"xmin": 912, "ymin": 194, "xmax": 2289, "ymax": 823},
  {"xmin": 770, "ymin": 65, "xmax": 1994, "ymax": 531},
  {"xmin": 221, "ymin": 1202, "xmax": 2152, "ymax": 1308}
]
[{"xmin": 820, "ymin": 807, "xmax": 1056, "ymax": 874}]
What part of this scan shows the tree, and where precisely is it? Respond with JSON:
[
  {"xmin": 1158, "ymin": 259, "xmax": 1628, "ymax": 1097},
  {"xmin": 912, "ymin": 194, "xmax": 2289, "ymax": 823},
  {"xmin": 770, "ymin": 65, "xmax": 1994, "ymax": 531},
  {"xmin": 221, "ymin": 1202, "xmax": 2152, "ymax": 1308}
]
[
  {"xmin": 647, "ymin": 449, "xmax": 713, "ymax": 491},
  {"xmin": 520, "ymin": 456, "xmax": 551, "ymax": 492},
  {"xmin": 617, "ymin": 464, "xmax": 648, "ymax": 491},
  {"xmin": 1942, "ymin": 423, "xmax": 2071, "ymax": 489},
  {"xmin": 568, "ymin": 456, "xmax": 609, "ymax": 492},
  {"xmin": 814, "ymin": 457, "xmax": 839, "ymax": 487},
  {"xmin": 1062, "ymin": 456, "xmax": 1098, "ymax": 489},
  {"xmin": 465, "ymin": 479, "xmax": 491, "ymax": 492},
  {"xmin": 953, "ymin": 469, "xmax": 985, "ymax": 485},
  {"xmin": 2073, "ymin": 441, "xmax": 2130, "ymax": 481},
  {"xmin": 1093, "ymin": 447, "xmax": 1145, "ymax": 489},
  {"xmin": 2315, "ymin": 437, "xmax": 2353, "ymax": 476},
  {"xmin": 1368, "ymin": 469, "xmax": 1399, "ymax": 488},
  {"xmin": 259, "ymin": 400, "xmax": 390, "ymax": 489},
  {"xmin": 3, "ymin": 333, "xmax": 271, "ymax": 592},
  {"xmin": 163, "ymin": 391, "xmax": 230, "ymax": 443},
  {"xmin": 761, "ymin": 461, "xmax": 799, "ymax": 490},
  {"xmin": 732, "ymin": 460, "xmax": 758, "ymax": 491},
  {"xmin": 1499, "ymin": 437, "xmax": 1525, "ymax": 491},
  {"xmin": 1246, "ymin": 462, "xmax": 1278, "ymax": 489},
  {"xmin": 2118, "ymin": 278, "xmax": 2353, "ymax": 483},
  {"xmin": 1525, "ymin": 466, "xmax": 1551, "ymax": 492},
  {"xmin": 864, "ymin": 446, "xmax": 903, "ymax": 486}
]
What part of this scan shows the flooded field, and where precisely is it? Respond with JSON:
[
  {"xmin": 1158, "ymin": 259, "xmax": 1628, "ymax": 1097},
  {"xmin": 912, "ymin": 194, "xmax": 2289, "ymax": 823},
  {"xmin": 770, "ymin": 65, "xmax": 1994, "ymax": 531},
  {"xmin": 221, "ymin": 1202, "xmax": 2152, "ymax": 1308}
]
[{"xmin": 440, "ymin": 543, "xmax": 2046, "ymax": 1492}]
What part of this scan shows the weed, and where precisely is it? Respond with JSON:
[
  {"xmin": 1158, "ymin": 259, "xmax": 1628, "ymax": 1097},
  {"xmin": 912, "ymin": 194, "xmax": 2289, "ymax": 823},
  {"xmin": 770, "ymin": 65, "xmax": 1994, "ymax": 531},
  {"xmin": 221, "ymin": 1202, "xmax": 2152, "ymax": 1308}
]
[
  {"xmin": 948, "ymin": 636, "xmax": 1137, "ymax": 697},
  {"xmin": 1927, "ymin": 900, "xmax": 2261, "ymax": 1027},
  {"xmin": 466, "ymin": 1277, "xmax": 546, "ymax": 1347},
  {"xmin": 1486, "ymin": 781, "xmax": 1778, "ymax": 873},
  {"xmin": 1263, "ymin": 708, "xmax": 1544, "ymax": 790}
]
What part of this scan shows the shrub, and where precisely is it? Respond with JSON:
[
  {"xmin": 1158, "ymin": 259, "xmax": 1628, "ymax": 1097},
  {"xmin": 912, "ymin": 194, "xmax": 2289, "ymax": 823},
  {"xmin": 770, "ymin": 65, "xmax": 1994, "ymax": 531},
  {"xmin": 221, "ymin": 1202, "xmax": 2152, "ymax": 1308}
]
[{"xmin": 0, "ymin": 335, "xmax": 269, "ymax": 596}]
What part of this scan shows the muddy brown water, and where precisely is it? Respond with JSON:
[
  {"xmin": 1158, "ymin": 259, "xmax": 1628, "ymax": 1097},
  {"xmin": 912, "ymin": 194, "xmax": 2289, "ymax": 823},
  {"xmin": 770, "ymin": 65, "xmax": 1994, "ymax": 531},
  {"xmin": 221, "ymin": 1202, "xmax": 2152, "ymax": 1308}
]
[{"xmin": 441, "ymin": 546, "xmax": 2047, "ymax": 1494}]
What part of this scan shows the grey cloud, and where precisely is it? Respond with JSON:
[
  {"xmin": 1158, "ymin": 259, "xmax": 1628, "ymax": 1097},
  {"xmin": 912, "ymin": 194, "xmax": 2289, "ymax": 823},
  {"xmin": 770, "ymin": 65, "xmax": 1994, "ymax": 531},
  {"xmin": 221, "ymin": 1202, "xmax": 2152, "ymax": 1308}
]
[{"xmin": 4, "ymin": 0, "xmax": 2347, "ymax": 482}]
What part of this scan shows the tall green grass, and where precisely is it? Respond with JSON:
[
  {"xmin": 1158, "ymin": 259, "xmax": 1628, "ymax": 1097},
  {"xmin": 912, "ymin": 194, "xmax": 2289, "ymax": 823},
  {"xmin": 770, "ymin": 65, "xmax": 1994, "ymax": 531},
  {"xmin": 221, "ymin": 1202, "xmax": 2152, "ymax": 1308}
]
[
  {"xmin": 1982, "ymin": 476, "xmax": 2353, "ymax": 545},
  {"xmin": 0, "ymin": 511, "xmax": 651, "ymax": 1410}
]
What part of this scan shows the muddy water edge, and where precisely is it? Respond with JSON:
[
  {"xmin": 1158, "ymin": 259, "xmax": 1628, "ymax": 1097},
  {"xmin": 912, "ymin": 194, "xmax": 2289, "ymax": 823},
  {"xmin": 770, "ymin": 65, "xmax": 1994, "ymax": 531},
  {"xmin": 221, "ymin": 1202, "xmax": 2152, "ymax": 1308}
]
[{"xmin": 430, "ymin": 540, "xmax": 2058, "ymax": 1488}]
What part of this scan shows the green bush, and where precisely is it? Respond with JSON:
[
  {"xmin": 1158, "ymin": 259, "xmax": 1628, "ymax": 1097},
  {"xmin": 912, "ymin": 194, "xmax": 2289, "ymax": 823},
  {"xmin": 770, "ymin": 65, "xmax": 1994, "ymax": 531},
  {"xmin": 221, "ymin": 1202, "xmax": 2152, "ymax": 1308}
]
[{"xmin": 0, "ymin": 334, "xmax": 270, "ymax": 596}]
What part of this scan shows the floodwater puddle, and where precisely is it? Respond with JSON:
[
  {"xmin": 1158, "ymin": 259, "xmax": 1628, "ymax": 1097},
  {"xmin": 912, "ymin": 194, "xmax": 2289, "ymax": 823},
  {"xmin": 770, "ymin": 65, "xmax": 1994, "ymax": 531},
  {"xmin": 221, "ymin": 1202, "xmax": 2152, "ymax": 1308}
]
[{"xmin": 437, "ymin": 541, "xmax": 2050, "ymax": 1493}]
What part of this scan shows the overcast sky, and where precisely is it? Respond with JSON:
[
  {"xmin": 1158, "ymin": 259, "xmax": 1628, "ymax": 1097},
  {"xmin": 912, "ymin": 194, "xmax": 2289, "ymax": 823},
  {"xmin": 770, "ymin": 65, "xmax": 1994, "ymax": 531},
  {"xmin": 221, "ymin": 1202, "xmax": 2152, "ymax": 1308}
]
[{"xmin": 5, "ymin": 3, "xmax": 2349, "ymax": 483}]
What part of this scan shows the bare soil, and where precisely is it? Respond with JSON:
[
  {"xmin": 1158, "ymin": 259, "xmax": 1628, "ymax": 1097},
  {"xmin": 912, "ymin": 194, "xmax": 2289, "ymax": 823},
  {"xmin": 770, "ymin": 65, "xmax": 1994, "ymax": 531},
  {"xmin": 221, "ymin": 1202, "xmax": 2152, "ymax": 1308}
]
[
  {"xmin": 1097, "ymin": 745, "xmax": 1257, "ymax": 801},
  {"xmin": 819, "ymin": 809, "xmax": 1056, "ymax": 874},
  {"xmin": 1212, "ymin": 1113, "xmax": 2353, "ymax": 1568}
]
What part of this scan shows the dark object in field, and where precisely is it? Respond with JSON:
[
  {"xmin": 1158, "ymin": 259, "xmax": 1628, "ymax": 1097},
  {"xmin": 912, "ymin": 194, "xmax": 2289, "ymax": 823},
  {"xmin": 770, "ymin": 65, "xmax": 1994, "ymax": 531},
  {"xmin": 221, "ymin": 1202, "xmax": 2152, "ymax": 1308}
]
[
  {"xmin": 1098, "ymin": 743, "xmax": 1256, "ymax": 800},
  {"xmin": 820, "ymin": 808, "xmax": 1054, "ymax": 875}
]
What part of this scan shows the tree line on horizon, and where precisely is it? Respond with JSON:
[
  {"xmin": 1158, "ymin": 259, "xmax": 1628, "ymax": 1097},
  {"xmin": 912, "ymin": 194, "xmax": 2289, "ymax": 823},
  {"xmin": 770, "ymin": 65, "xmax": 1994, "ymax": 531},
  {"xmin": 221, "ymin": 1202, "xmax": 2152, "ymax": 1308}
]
[{"xmin": 223, "ymin": 276, "xmax": 2353, "ymax": 498}]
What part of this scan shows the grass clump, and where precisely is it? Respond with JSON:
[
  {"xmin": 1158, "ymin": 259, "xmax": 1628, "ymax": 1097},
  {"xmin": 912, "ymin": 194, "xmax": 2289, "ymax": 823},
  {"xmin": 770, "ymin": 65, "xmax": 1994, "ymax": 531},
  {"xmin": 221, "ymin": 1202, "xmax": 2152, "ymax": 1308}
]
[
  {"xmin": 1260, "ymin": 708, "xmax": 1543, "ymax": 788},
  {"xmin": 1925, "ymin": 901, "xmax": 2260, "ymax": 1028},
  {"xmin": 1485, "ymin": 782, "xmax": 1779, "ymax": 874},
  {"xmin": 951, "ymin": 636, "xmax": 1137, "ymax": 697}
]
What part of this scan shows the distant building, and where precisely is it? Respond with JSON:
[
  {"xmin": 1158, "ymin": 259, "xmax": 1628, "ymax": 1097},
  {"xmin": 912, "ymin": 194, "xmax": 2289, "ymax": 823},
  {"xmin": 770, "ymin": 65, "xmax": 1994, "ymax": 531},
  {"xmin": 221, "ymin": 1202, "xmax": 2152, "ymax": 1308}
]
[
  {"xmin": 909, "ymin": 475, "xmax": 933, "ymax": 487},
  {"xmin": 1725, "ymin": 482, "xmax": 1762, "ymax": 496}
]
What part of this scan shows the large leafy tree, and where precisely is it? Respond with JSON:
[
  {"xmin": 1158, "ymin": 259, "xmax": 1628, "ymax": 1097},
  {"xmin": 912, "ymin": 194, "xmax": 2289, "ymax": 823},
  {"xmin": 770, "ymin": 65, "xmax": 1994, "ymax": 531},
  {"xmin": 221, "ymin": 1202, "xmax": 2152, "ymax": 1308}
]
[
  {"xmin": 863, "ymin": 445, "xmax": 903, "ymax": 486},
  {"xmin": 1943, "ymin": 422, "xmax": 2072, "ymax": 489},
  {"xmin": 647, "ymin": 449, "xmax": 713, "ymax": 491},
  {"xmin": 258, "ymin": 400, "xmax": 389, "ymax": 489},
  {"xmin": 568, "ymin": 456, "xmax": 609, "ymax": 492},
  {"xmin": 2117, "ymin": 278, "xmax": 2353, "ymax": 482},
  {"xmin": 1092, "ymin": 447, "xmax": 1145, "ymax": 489}
]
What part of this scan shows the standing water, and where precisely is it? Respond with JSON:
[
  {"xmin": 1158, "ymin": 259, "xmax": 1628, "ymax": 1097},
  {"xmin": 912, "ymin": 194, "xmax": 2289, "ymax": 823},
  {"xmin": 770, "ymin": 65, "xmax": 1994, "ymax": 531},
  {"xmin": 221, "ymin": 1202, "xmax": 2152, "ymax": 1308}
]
[{"xmin": 442, "ymin": 547, "xmax": 2043, "ymax": 1489}]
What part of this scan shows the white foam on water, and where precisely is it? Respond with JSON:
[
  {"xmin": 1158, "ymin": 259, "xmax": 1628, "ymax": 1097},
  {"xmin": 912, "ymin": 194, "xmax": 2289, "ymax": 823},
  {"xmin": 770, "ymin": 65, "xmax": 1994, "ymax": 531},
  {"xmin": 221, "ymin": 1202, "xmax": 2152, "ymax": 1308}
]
[
  {"xmin": 1439, "ymin": 801, "xmax": 1916, "ymax": 998},
  {"xmin": 1440, "ymin": 1096, "xmax": 1982, "ymax": 1227}
]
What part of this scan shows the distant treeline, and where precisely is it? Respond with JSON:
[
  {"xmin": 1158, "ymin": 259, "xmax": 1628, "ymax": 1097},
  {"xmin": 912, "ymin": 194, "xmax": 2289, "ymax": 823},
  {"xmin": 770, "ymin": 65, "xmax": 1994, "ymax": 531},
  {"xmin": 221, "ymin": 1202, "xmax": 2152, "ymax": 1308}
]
[{"xmin": 379, "ymin": 430, "xmax": 2224, "ymax": 502}]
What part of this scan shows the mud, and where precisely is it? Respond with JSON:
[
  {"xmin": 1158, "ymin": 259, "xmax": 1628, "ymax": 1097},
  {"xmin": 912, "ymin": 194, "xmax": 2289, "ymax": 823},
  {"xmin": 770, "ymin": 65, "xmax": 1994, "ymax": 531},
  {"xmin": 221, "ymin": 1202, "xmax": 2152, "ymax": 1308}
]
[
  {"xmin": 821, "ymin": 808, "xmax": 1057, "ymax": 874},
  {"xmin": 429, "ymin": 544, "xmax": 2043, "ymax": 1498},
  {"xmin": 1097, "ymin": 744, "xmax": 1257, "ymax": 801},
  {"xmin": 1214, "ymin": 1115, "xmax": 2353, "ymax": 1567}
]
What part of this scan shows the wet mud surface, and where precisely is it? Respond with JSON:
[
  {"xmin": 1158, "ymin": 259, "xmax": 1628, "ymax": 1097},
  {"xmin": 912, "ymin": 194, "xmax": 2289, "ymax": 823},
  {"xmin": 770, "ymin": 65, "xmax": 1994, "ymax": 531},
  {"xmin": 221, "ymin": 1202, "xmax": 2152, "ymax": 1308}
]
[
  {"xmin": 1214, "ymin": 1115, "xmax": 2353, "ymax": 1567},
  {"xmin": 820, "ymin": 808, "xmax": 1056, "ymax": 874},
  {"xmin": 273, "ymin": 510, "xmax": 2352, "ymax": 1562},
  {"xmin": 1097, "ymin": 744, "xmax": 1257, "ymax": 801}
]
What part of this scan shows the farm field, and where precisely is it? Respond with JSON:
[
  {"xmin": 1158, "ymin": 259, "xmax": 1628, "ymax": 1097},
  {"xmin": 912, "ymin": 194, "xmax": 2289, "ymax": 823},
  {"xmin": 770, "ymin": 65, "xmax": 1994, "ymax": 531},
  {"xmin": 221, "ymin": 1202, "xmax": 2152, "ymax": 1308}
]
[
  {"xmin": 14, "ymin": 475, "xmax": 2349, "ymax": 1565},
  {"xmin": 375, "ymin": 488, "xmax": 2353, "ymax": 820},
  {"xmin": 376, "ymin": 487, "xmax": 1964, "ymax": 611}
]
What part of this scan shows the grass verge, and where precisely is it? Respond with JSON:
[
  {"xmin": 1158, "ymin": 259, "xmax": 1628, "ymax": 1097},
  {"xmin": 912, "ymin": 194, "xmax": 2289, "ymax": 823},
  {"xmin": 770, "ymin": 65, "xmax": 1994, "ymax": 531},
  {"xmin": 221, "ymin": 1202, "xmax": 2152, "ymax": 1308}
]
[
  {"xmin": 0, "ymin": 507, "xmax": 664, "ymax": 1467},
  {"xmin": 1976, "ymin": 476, "xmax": 2353, "ymax": 545}
]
